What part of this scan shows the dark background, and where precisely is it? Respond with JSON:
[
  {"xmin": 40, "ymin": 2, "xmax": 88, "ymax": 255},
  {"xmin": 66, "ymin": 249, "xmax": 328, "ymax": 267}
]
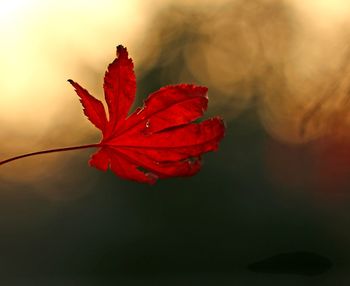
[{"xmin": 1, "ymin": 0, "xmax": 350, "ymax": 285}]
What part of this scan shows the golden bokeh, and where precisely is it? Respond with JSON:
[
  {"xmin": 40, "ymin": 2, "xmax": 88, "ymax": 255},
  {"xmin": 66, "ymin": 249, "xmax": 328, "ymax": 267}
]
[
  {"xmin": 1, "ymin": 0, "xmax": 350, "ymax": 196},
  {"xmin": 0, "ymin": 0, "xmax": 153, "ymax": 188}
]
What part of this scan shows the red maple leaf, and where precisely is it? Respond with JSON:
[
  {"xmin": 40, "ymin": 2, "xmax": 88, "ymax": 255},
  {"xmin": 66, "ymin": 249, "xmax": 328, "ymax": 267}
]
[{"xmin": 68, "ymin": 45, "xmax": 225, "ymax": 184}]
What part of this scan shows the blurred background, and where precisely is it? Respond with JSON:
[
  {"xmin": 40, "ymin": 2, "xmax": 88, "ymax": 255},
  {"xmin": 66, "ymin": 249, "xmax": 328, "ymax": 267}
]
[{"xmin": 1, "ymin": 0, "xmax": 350, "ymax": 284}]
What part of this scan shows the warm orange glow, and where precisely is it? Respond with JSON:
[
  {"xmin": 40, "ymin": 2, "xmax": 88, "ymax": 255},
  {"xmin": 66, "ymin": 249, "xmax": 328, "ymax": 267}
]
[
  {"xmin": 0, "ymin": 0, "xmax": 155, "ymax": 187},
  {"xmin": 2, "ymin": 0, "xmax": 350, "ymax": 194}
]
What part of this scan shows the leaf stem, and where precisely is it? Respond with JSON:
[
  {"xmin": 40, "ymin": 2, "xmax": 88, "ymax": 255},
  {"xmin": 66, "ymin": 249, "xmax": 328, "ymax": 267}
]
[{"xmin": 0, "ymin": 143, "xmax": 102, "ymax": 166}]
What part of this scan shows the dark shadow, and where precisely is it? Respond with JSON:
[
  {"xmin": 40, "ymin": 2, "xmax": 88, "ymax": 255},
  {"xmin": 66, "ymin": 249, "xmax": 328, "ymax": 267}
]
[{"xmin": 247, "ymin": 251, "xmax": 332, "ymax": 276}]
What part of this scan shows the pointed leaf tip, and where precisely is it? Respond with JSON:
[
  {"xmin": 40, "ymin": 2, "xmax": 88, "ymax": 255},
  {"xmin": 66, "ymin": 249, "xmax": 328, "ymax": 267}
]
[
  {"xmin": 116, "ymin": 45, "xmax": 128, "ymax": 58},
  {"xmin": 68, "ymin": 79, "xmax": 108, "ymax": 131}
]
